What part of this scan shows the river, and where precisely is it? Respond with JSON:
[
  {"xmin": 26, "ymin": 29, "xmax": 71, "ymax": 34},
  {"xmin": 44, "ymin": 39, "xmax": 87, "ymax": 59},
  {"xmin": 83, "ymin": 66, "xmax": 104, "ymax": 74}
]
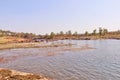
[{"xmin": 0, "ymin": 40, "xmax": 120, "ymax": 80}]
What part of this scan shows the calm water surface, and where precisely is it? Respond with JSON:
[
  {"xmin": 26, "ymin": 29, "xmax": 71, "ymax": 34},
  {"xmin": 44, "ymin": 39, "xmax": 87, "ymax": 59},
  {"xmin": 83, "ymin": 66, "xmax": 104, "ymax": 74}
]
[{"xmin": 0, "ymin": 40, "xmax": 120, "ymax": 80}]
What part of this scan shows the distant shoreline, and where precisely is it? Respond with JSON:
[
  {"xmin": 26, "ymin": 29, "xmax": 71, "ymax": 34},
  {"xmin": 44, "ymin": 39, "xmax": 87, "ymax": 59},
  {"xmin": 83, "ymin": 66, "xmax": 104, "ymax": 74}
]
[{"xmin": 0, "ymin": 38, "xmax": 118, "ymax": 50}]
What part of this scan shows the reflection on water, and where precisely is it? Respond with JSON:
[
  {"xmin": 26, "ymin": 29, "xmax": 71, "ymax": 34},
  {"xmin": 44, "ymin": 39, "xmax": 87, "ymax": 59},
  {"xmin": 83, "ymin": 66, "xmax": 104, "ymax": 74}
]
[{"xmin": 0, "ymin": 40, "xmax": 120, "ymax": 80}]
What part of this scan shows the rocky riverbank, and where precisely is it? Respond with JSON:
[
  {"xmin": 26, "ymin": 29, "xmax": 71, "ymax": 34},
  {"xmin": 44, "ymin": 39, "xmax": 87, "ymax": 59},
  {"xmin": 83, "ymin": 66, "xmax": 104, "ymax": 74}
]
[{"xmin": 0, "ymin": 68, "xmax": 51, "ymax": 80}]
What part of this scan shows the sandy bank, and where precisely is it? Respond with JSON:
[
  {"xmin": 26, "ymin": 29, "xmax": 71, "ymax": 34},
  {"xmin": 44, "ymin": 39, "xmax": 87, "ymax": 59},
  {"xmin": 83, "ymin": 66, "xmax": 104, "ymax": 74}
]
[
  {"xmin": 0, "ymin": 68, "xmax": 51, "ymax": 80},
  {"xmin": 0, "ymin": 42, "xmax": 40, "ymax": 50},
  {"xmin": 0, "ymin": 42, "xmax": 73, "ymax": 50}
]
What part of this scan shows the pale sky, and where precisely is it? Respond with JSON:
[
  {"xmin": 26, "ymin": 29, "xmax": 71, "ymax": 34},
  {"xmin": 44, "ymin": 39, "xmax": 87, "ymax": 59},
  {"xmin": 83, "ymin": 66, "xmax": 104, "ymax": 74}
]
[{"xmin": 0, "ymin": 0, "xmax": 120, "ymax": 34}]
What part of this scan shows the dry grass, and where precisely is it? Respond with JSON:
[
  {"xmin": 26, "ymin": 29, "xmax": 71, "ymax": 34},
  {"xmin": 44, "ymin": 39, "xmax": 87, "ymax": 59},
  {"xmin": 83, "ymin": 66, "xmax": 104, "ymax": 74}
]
[
  {"xmin": 0, "ymin": 42, "xmax": 40, "ymax": 50},
  {"xmin": 0, "ymin": 42, "xmax": 73, "ymax": 50},
  {"xmin": 0, "ymin": 36, "xmax": 27, "ymax": 44},
  {"xmin": 0, "ymin": 37, "xmax": 9, "ymax": 44}
]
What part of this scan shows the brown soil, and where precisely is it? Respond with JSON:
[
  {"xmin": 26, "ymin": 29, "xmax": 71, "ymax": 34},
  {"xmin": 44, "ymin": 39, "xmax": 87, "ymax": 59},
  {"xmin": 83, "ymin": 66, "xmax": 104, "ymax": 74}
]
[{"xmin": 0, "ymin": 68, "xmax": 50, "ymax": 80}]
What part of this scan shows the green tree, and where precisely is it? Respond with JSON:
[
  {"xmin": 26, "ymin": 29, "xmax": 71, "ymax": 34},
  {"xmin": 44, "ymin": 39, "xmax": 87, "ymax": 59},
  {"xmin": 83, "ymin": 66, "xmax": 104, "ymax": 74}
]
[
  {"xmin": 103, "ymin": 29, "xmax": 108, "ymax": 35},
  {"xmin": 49, "ymin": 32, "xmax": 55, "ymax": 39},
  {"xmin": 93, "ymin": 29, "xmax": 97, "ymax": 36},
  {"xmin": 99, "ymin": 27, "xmax": 103, "ymax": 36},
  {"xmin": 0, "ymin": 29, "xmax": 3, "ymax": 37},
  {"xmin": 85, "ymin": 31, "xmax": 89, "ymax": 36},
  {"xmin": 60, "ymin": 31, "xmax": 64, "ymax": 36},
  {"xmin": 73, "ymin": 31, "xmax": 78, "ymax": 36},
  {"xmin": 68, "ymin": 30, "xmax": 72, "ymax": 36}
]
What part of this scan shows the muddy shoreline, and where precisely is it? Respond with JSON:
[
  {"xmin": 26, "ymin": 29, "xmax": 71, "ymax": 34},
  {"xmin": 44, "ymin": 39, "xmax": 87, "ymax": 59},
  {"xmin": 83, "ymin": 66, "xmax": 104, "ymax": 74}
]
[
  {"xmin": 0, "ymin": 42, "xmax": 73, "ymax": 50},
  {"xmin": 0, "ymin": 68, "xmax": 51, "ymax": 80}
]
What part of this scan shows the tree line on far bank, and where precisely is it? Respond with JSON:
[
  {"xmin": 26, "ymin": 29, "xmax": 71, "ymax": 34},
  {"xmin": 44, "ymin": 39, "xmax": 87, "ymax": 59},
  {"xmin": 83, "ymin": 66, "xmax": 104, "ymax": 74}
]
[
  {"xmin": 0, "ymin": 27, "xmax": 120, "ymax": 40},
  {"xmin": 0, "ymin": 29, "xmax": 37, "ymax": 39},
  {"xmin": 84, "ymin": 27, "xmax": 108, "ymax": 36},
  {"xmin": 47, "ymin": 27, "xmax": 120, "ymax": 39}
]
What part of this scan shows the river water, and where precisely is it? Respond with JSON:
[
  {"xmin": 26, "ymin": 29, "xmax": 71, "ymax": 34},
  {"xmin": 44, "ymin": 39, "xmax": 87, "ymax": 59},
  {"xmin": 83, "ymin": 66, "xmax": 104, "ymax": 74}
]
[{"xmin": 0, "ymin": 40, "xmax": 120, "ymax": 80}]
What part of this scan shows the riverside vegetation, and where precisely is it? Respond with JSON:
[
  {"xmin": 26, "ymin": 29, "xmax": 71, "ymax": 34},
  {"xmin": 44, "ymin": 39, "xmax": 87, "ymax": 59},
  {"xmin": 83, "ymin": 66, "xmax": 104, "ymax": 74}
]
[
  {"xmin": 0, "ymin": 27, "xmax": 120, "ymax": 50},
  {"xmin": 0, "ymin": 27, "xmax": 120, "ymax": 43}
]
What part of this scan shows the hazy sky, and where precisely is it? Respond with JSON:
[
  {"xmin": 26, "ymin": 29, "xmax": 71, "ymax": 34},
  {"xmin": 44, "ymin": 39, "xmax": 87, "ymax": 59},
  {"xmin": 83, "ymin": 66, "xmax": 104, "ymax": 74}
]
[{"xmin": 0, "ymin": 0, "xmax": 120, "ymax": 34}]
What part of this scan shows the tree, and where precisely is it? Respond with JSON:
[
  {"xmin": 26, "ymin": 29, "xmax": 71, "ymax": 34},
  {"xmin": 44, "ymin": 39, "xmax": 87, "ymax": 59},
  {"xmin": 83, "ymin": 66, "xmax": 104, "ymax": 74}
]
[
  {"xmin": 60, "ymin": 31, "xmax": 64, "ymax": 36},
  {"xmin": 0, "ymin": 29, "xmax": 3, "ymax": 37},
  {"xmin": 93, "ymin": 29, "xmax": 97, "ymax": 36},
  {"xmin": 73, "ymin": 31, "xmax": 78, "ymax": 36},
  {"xmin": 85, "ymin": 31, "xmax": 89, "ymax": 36},
  {"xmin": 49, "ymin": 32, "xmax": 55, "ymax": 39},
  {"xmin": 11, "ymin": 32, "xmax": 16, "ymax": 37},
  {"xmin": 99, "ymin": 27, "xmax": 103, "ymax": 36},
  {"xmin": 103, "ymin": 29, "xmax": 108, "ymax": 35},
  {"xmin": 68, "ymin": 30, "xmax": 72, "ymax": 36}
]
